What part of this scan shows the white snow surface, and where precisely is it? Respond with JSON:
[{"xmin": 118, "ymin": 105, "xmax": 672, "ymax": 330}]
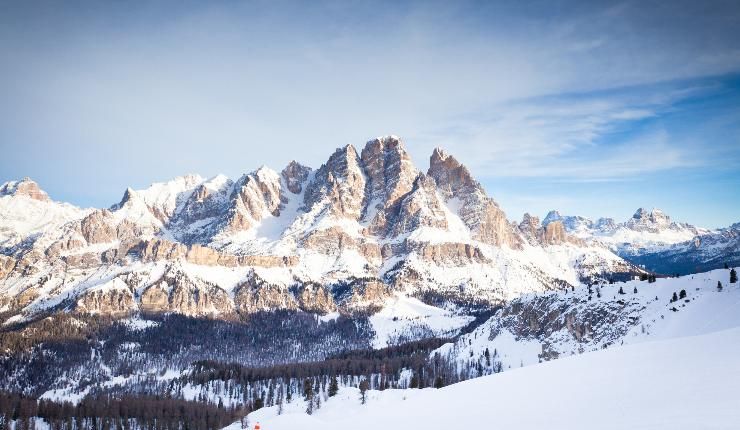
[
  {"xmin": 234, "ymin": 325, "xmax": 740, "ymax": 430},
  {"xmin": 369, "ymin": 294, "xmax": 472, "ymax": 348}
]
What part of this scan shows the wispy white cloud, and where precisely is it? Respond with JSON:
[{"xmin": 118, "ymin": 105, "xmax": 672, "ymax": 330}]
[{"xmin": 410, "ymin": 84, "xmax": 714, "ymax": 180}]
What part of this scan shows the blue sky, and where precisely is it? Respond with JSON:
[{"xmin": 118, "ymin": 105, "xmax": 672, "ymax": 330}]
[{"xmin": 1, "ymin": 0, "xmax": 739, "ymax": 228}]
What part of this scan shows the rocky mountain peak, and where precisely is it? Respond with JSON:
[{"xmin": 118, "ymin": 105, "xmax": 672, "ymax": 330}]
[
  {"xmin": 0, "ymin": 177, "xmax": 50, "ymax": 202},
  {"xmin": 427, "ymin": 148, "xmax": 477, "ymax": 198},
  {"xmin": 360, "ymin": 135, "xmax": 418, "ymax": 214},
  {"xmin": 632, "ymin": 207, "xmax": 666, "ymax": 222},
  {"xmin": 281, "ymin": 161, "xmax": 312, "ymax": 194},
  {"xmin": 543, "ymin": 210, "xmax": 562, "ymax": 225},
  {"xmin": 225, "ymin": 167, "xmax": 285, "ymax": 232},
  {"xmin": 627, "ymin": 207, "xmax": 673, "ymax": 230},
  {"xmin": 518, "ymin": 213, "xmax": 541, "ymax": 244},
  {"xmin": 113, "ymin": 187, "xmax": 140, "ymax": 210},
  {"xmin": 427, "ymin": 148, "xmax": 521, "ymax": 248},
  {"xmin": 303, "ymin": 144, "xmax": 366, "ymax": 219},
  {"xmin": 519, "ymin": 213, "xmax": 541, "ymax": 231}
]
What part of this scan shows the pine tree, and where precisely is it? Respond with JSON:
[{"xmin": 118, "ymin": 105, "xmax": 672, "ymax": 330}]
[
  {"xmin": 633, "ymin": 287, "xmax": 638, "ymax": 294},
  {"xmin": 328, "ymin": 376, "xmax": 339, "ymax": 397},
  {"xmin": 671, "ymin": 292, "xmax": 678, "ymax": 302},
  {"xmin": 679, "ymin": 289, "xmax": 687, "ymax": 299},
  {"xmin": 303, "ymin": 379, "xmax": 314, "ymax": 415},
  {"xmin": 717, "ymin": 281, "xmax": 723, "ymax": 292},
  {"xmin": 359, "ymin": 380, "xmax": 369, "ymax": 405},
  {"xmin": 730, "ymin": 268, "xmax": 737, "ymax": 284},
  {"xmin": 618, "ymin": 286, "xmax": 625, "ymax": 295}
]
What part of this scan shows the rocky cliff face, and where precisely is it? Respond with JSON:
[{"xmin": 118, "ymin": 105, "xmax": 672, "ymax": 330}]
[
  {"xmin": 0, "ymin": 136, "xmax": 646, "ymax": 324},
  {"xmin": 428, "ymin": 148, "xmax": 522, "ymax": 248},
  {"xmin": 303, "ymin": 144, "xmax": 366, "ymax": 220}
]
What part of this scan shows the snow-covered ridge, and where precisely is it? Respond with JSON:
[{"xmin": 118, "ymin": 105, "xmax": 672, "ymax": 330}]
[
  {"xmin": 436, "ymin": 268, "xmax": 740, "ymax": 373},
  {"xmin": 0, "ymin": 136, "xmax": 653, "ymax": 325}
]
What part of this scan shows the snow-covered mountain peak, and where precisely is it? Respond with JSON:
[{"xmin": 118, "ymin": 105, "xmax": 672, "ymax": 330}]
[
  {"xmin": 0, "ymin": 177, "xmax": 51, "ymax": 202},
  {"xmin": 202, "ymin": 174, "xmax": 232, "ymax": 192},
  {"xmin": 542, "ymin": 210, "xmax": 562, "ymax": 225},
  {"xmin": 281, "ymin": 161, "xmax": 312, "ymax": 194},
  {"xmin": 253, "ymin": 165, "xmax": 279, "ymax": 182},
  {"xmin": 360, "ymin": 135, "xmax": 419, "ymax": 213},
  {"xmin": 628, "ymin": 207, "xmax": 672, "ymax": 228}
]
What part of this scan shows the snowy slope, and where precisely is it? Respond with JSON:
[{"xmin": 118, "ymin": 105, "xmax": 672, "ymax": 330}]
[
  {"xmin": 236, "ymin": 326, "xmax": 740, "ymax": 430},
  {"xmin": 436, "ymin": 269, "xmax": 740, "ymax": 372}
]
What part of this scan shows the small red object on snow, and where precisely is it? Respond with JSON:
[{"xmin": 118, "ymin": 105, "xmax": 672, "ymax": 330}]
[{"xmin": 254, "ymin": 423, "xmax": 261, "ymax": 430}]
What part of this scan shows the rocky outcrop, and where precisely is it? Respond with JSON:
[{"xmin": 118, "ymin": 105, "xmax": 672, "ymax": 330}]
[
  {"xmin": 281, "ymin": 161, "xmax": 312, "ymax": 194},
  {"xmin": 303, "ymin": 145, "xmax": 366, "ymax": 219},
  {"xmin": 137, "ymin": 239, "xmax": 188, "ymax": 262},
  {"xmin": 414, "ymin": 242, "xmax": 489, "ymax": 265},
  {"xmin": 140, "ymin": 267, "xmax": 233, "ymax": 316},
  {"xmin": 131, "ymin": 239, "xmax": 298, "ymax": 268},
  {"xmin": 0, "ymin": 255, "xmax": 15, "ymax": 280},
  {"xmin": 234, "ymin": 276, "xmax": 297, "ymax": 314},
  {"xmin": 295, "ymin": 283, "xmax": 336, "ymax": 314},
  {"xmin": 428, "ymin": 148, "xmax": 522, "ymax": 249},
  {"xmin": 225, "ymin": 167, "xmax": 286, "ymax": 232},
  {"xmin": 302, "ymin": 227, "xmax": 359, "ymax": 255},
  {"xmin": 0, "ymin": 177, "xmax": 50, "ymax": 201},
  {"xmin": 75, "ymin": 280, "xmax": 135, "ymax": 316},
  {"xmin": 518, "ymin": 215, "xmax": 585, "ymax": 247},
  {"xmin": 389, "ymin": 175, "xmax": 448, "ymax": 236},
  {"xmin": 518, "ymin": 213, "xmax": 541, "ymax": 245},
  {"xmin": 340, "ymin": 278, "xmax": 390, "ymax": 313},
  {"xmin": 301, "ymin": 227, "xmax": 381, "ymax": 265},
  {"xmin": 80, "ymin": 210, "xmax": 117, "ymax": 244},
  {"xmin": 360, "ymin": 136, "xmax": 419, "ymax": 234},
  {"xmin": 542, "ymin": 221, "xmax": 568, "ymax": 245}
]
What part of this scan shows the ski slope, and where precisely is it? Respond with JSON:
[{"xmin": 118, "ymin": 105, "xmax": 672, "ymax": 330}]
[{"xmin": 233, "ymin": 326, "xmax": 740, "ymax": 430}]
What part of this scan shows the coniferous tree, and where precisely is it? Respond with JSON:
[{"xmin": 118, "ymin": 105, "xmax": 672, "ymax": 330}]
[
  {"xmin": 328, "ymin": 376, "xmax": 339, "ymax": 397},
  {"xmin": 731, "ymin": 268, "xmax": 737, "ymax": 284},
  {"xmin": 359, "ymin": 380, "xmax": 369, "ymax": 405},
  {"xmin": 717, "ymin": 281, "xmax": 723, "ymax": 291},
  {"xmin": 671, "ymin": 292, "xmax": 678, "ymax": 302},
  {"xmin": 679, "ymin": 289, "xmax": 687, "ymax": 299},
  {"xmin": 303, "ymin": 379, "xmax": 314, "ymax": 415}
]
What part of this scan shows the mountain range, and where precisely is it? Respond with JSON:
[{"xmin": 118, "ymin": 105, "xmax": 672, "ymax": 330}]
[
  {"xmin": 541, "ymin": 208, "xmax": 740, "ymax": 274},
  {"xmin": 1, "ymin": 136, "xmax": 652, "ymax": 329}
]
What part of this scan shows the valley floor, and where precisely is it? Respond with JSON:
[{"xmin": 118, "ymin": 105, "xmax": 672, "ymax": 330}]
[{"xmin": 233, "ymin": 325, "xmax": 740, "ymax": 430}]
